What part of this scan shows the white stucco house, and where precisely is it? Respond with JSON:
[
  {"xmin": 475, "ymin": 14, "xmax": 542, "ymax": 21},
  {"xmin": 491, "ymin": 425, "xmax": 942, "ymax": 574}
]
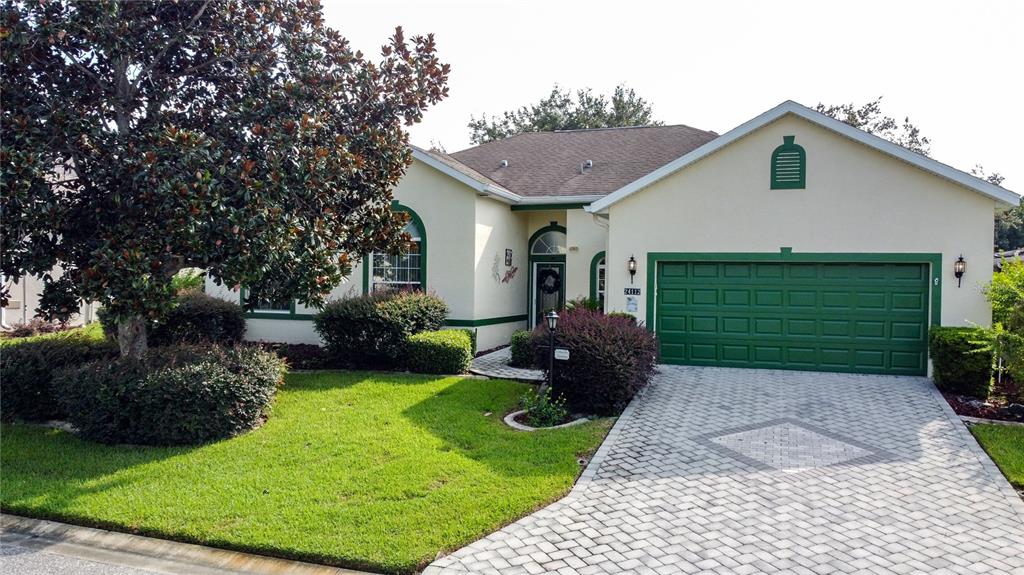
[{"xmin": 207, "ymin": 100, "xmax": 1018, "ymax": 376}]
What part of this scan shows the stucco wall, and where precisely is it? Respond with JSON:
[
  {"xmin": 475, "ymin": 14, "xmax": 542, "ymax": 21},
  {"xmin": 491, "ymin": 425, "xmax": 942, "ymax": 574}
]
[
  {"xmin": 392, "ymin": 160, "xmax": 477, "ymax": 320},
  {"xmin": 606, "ymin": 114, "xmax": 998, "ymax": 329},
  {"xmin": 2, "ymin": 268, "xmax": 97, "ymax": 328},
  {"xmin": 472, "ymin": 196, "xmax": 528, "ymax": 349},
  {"xmin": 207, "ymin": 159, "xmax": 484, "ymax": 346},
  {"xmin": 565, "ymin": 209, "xmax": 609, "ymax": 305}
]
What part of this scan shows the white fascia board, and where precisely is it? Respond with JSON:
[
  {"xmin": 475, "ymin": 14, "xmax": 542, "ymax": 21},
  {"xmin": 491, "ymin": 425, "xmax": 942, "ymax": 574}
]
[
  {"xmin": 587, "ymin": 100, "xmax": 1019, "ymax": 213},
  {"xmin": 517, "ymin": 195, "xmax": 606, "ymax": 205},
  {"xmin": 411, "ymin": 148, "xmax": 521, "ymax": 204}
]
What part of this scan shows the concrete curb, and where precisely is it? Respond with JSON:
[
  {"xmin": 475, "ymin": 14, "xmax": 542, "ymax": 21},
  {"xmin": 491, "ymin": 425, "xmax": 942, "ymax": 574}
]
[
  {"xmin": 0, "ymin": 514, "xmax": 374, "ymax": 575},
  {"xmin": 960, "ymin": 414, "xmax": 1024, "ymax": 427},
  {"xmin": 928, "ymin": 383, "xmax": 1024, "ymax": 520},
  {"xmin": 502, "ymin": 410, "xmax": 589, "ymax": 431}
]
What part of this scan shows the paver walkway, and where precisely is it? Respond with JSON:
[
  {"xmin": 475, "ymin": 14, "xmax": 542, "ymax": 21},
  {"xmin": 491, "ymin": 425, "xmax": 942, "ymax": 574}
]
[
  {"xmin": 425, "ymin": 366, "xmax": 1024, "ymax": 575},
  {"xmin": 471, "ymin": 348, "xmax": 545, "ymax": 381}
]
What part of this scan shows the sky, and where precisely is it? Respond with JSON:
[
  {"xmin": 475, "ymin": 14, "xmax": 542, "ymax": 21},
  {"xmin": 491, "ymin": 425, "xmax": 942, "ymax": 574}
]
[{"xmin": 323, "ymin": 0, "xmax": 1023, "ymax": 191}]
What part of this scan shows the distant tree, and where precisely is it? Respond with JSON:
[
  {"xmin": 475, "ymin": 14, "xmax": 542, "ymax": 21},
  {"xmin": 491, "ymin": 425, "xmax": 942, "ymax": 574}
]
[
  {"xmin": 816, "ymin": 97, "xmax": 931, "ymax": 156},
  {"xmin": 0, "ymin": 0, "xmax": 449, "ymax": 356},
  {"xmin": 983, "ymin": 165, "xmax": 1024, "ymax": 250},
  {"xmin": 468, "ymin": 84, "xmax": 661, "ymax": 144}
]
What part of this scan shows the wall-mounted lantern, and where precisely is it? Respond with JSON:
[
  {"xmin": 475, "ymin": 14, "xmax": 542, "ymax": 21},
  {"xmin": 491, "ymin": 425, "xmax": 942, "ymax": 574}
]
[
  {"xmin": 954, "ymin": 254, "xmax": 966, "ymax": 288},
  {"xmin": 627, "ymin": 255, "xmax": 637, "ymax": 284}
]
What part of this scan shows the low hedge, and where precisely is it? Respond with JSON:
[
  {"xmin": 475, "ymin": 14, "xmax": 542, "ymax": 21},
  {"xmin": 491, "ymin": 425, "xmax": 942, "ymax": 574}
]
[
  {"xmin": 533, "ymin": 308, "xmax": 658, "ymax": 415},
  {"xmin": 509, "ymin": 330, "xmax": 533, "ymax": 367},
  {"xmin": 54, "ymin": 345, "xmax": 285, "ymax": 445},
  {"xmin": 0, "ymin": 325, "xmax": 117, "ymax": 422},
  {"xmin": 99, "ymin": 292, "xmax": 245, "ymax": 346},
  {"xmin": 405, "ymin": 330, "xmax": 473, "ymax": 374},
  {"xmin": 929, "ymin": 326, "xmax": 992, "ymax": 397},
  {"xmin": 313, "ymin": 290, "xmax": 448, "ymax": 367}
]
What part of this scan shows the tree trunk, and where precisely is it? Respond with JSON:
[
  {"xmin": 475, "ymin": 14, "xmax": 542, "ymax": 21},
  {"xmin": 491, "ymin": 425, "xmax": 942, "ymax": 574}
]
[{"xmin": 117, "ymin": 315, "xmax": 148, "ymax": 358}]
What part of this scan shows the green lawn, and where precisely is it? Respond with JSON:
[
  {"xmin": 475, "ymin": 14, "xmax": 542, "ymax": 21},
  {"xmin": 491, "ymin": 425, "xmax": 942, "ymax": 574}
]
[
  {"xmin": 971, "ymin": 424, "xmax": 1024, "ymax": 490},
  {"xmin": 1, "ymin": 371, "xmax": 612, "ymax": 574}
]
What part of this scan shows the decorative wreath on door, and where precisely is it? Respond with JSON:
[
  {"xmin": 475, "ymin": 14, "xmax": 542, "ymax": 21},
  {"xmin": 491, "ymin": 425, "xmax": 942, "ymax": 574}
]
[{"xmin": 538, "ymin": 268, "xmax": 561, "ymax": 294}]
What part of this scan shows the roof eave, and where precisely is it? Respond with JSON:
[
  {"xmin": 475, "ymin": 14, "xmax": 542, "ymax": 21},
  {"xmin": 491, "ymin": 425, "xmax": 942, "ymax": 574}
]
[
  {"xmin": 587, "ymin": 100, "xmax": 1019, "ymax": 213},
  {"xmin": 411, "ymin": 147, "xmax": 521, "ymax": 204}
]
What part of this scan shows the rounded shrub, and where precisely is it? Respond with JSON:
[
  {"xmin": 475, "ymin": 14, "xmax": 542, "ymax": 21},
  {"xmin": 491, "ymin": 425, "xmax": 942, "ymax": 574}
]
[
  {"xmin": 509, "ymin": 330, "xmax": 534, "ymax": 367},
  {"xmin": 54, "ymin": 345, "xmax": 285, "ymax": 445},
  {"xmin": 533, "ymin": 308, "xmax": 658, "ymax": 416},
  {"xmin": 928, "ymin": 326, "xmax": 992, "ymax": 397},
  {"xmin": 405, "ymin": 329, "xmax": 473, "ymax": 374},
  {"xmin": 313, "ymin": 290, "xmax": 448, "ymax": 367},
  {"xmin": 150, "ymin": 292, "xmax": 246, "ymax": 346},
  {"xmin": 98, "ymin": 292, "xmax": 245, "ymax": 347},
  {"xmin": 0, "ymin": 326, "xmax": 117, "ymax": 422}
]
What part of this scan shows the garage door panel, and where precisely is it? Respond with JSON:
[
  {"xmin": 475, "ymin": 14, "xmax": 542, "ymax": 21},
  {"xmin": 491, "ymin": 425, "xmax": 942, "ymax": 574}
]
[
  {"xmin": 891, "ymin": 321, "xmax": 924, "ymax": 340},
  {"xmin": 721, "ymin": 345, "xmax": 749, "ymax": 361},
  {"xmin": 755, "ymin": 290, "xmax": 784, "ymax": 307},
  {"xmin": 656, "ymin": 261, "xmax": 929, "ymax": 375},
  {"xmin": 691, "ymin": 289, "xmax": 718, "ymax": 305},
  {"xmin": 855, "ymin": 321, "xmax": 886, "ymax": 339},
  {"xmin": 723, "ymin": 289, "xmax": 750, "ymax": 306},
  {"xmin": 821, "ymin": 320, "xmax": 850, "ymax": 337},
  {"xmin": 789, "ymin": 291, "xmax": 817, "ymax": 307},
  {"xmin": 787, "ymin": 319, "xmax": 816, "ymax": 336},
  {"xmin": 691, "ymin": 316, "xmax": 717, "ymax": 333},
  {"xmin": 892, "ymin": 292, "xmax": 925, "ymax": 310},
  {"xmin": 722, "ymin": 317, "xmax": 750, "ymax": 334}
]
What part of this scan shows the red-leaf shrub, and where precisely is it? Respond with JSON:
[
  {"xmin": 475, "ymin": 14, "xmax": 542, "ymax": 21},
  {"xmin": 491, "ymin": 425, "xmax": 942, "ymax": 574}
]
[{"xmin": 532, "ymin": 308, "xmax": 658, "ymax": 415}]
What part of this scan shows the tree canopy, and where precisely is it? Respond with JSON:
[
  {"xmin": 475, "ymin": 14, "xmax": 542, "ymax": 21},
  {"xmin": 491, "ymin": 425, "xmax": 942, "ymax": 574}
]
[
  {"xmin": 0, "ymin": 0, "xmax": 449, "ymax": 355},
  {"xmin": 468, "ymin": 84, "xmax": 660, "ymax": 144}
]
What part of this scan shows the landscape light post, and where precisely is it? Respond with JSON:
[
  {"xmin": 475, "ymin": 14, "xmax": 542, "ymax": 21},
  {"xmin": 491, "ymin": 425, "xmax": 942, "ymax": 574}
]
[{"xmin": 544, "ymin": 310, "xmax": 559, "ymax": 395}]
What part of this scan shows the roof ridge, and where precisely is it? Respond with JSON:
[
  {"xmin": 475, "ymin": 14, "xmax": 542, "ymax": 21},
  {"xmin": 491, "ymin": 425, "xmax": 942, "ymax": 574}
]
[{"xmin": 551, "ymin": 123, "xmax": 707, "ymax": 133}]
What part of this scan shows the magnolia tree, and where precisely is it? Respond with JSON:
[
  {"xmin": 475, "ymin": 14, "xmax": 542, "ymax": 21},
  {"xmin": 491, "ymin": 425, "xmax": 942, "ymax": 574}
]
[{"xmin": 0, "ymin": 0, "xmax": 449, "ymax": 356}]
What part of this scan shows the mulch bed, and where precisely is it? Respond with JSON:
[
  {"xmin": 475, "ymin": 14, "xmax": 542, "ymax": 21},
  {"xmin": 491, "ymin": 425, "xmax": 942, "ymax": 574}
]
[
  {"xmin": 512, "ymin": 410, "xmax": 580, "ymax": 428},
  {"xmin": 944, "ymin": 377, "xmax": 1024, "ymax": 423}
]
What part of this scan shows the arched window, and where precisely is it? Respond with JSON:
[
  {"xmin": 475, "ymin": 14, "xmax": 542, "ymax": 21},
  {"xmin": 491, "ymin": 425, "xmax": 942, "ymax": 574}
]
[
  {"xmin": 770, "ymin": 135, "xmax": 806, "ymax": 189},
  {"xmin": 369, "ymin": 205, "xmax": 426, "ymax": 292},
  {"xmin": 530, "ymin": 229, "xmax": 566, "ymax": 255},
  {"xmin": 590, "ymin": 251, "xmax": 607, "ymax": 310}
]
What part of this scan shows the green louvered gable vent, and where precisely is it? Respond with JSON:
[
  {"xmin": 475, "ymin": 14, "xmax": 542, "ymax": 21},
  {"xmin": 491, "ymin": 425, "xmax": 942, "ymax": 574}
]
[{"xmin": 770, "ymin": 135, "xmax": 806, "ymax": 189}]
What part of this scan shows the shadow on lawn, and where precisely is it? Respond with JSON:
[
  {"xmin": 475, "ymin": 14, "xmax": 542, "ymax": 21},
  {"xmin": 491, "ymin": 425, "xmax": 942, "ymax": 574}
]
[
  {"xmin": 401, "ymin": 377, "xmax": 597, "ymax": 479},
  {"xmin": 0, "ymin": 423, "xmax": 197, "ymax": 525}
]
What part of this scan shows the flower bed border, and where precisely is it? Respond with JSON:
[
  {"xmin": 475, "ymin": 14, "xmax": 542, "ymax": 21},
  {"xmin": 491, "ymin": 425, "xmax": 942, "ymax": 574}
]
[{"xmin": 503, "ymin": 410, "xmax": 588, "ymax": 432}]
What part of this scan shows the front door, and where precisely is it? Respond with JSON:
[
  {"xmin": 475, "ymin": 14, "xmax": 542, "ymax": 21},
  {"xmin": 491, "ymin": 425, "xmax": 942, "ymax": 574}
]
[{"xmin": 533, "ymin": 262, "xmax": 565, "ymax": 327}]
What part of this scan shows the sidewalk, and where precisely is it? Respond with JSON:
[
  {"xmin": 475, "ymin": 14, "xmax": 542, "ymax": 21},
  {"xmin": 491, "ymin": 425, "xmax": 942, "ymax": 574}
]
[{"xmin": 1, "ymin": 514, "xmax": 371, "ymax": 575}]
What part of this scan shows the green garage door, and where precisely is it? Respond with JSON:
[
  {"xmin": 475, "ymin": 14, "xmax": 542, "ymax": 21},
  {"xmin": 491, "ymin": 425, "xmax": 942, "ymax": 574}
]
[{"xmin": 655, "ymin": 261, "xmax": 930, "ymax": 375}]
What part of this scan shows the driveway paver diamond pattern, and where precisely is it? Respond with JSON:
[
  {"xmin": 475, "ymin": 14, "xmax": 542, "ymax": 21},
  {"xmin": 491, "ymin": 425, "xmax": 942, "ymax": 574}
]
[{"xmin": 425, "ymin": 366, "xmax": 1024, "ymax": 575}]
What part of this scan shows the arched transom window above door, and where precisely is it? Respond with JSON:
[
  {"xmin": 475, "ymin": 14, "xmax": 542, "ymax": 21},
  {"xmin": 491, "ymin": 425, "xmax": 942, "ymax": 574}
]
[{"xmin": 530, "ymin": 229, "xmax": 566, "ymax": 255}]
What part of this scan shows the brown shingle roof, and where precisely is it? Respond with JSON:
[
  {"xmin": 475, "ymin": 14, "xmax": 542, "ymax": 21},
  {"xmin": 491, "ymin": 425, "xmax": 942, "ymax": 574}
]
[
  {"xmin": 412, "ymin": 145, "xmax": 510, "ymax": 192},
  {"xmin": 448, "ymin": 124, "xmax": 719, "ymax": 198}
]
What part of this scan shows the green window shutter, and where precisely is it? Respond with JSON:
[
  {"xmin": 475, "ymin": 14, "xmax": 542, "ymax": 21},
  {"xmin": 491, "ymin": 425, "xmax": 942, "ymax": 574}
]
[{"xmin": 770, "ymin": 135, "xmax": 806, "ymax": 189}]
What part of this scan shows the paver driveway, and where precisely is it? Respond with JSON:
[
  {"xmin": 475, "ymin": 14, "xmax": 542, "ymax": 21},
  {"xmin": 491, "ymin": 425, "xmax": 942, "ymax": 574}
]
[{"xmin": 425, "ymin": 366, "xmax": 1024, "ymax": 575}]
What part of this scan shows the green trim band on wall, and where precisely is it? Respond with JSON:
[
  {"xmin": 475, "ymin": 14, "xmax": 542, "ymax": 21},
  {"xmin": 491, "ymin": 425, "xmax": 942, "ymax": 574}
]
[
  {"xmin": 590, "ymin": 250, "xmax": 606, "ymax": 303},
  {"xmin": 245, "ymin": 312, "xmax": 316, "ymax": 320},
  {"xmin": 644, "ymin": 251, "xmax": 943, "ymax": 331},
  {"xmin": 511, "ymin": 203, "xmax": 588, "ymax": 212},
  {"xmin": 241, "ymin": 313, "xmax": 528, "ymax": 325},
  {"xmin": 444, "ymin": 314, "xmax": 528, "ymax": 327}
]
